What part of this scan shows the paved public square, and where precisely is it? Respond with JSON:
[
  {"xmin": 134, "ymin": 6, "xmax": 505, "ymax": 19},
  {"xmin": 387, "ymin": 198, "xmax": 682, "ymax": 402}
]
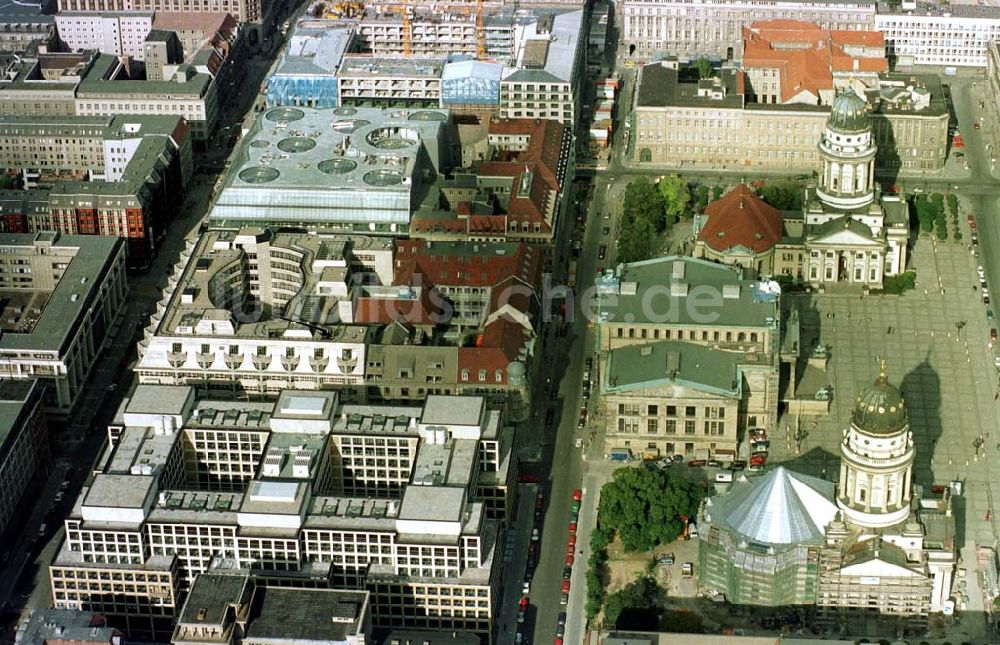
[{"xmin": 775, "ymin": 231, "xmax": 1000, "ymax": 641}]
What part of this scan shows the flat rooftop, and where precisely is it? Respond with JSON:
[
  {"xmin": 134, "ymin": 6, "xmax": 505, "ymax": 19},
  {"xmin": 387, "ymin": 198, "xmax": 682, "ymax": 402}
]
[
  {"xmin": 422, "ymin": 395, "xmax": 485, "ymax": 427},
  {"xmin": 246, "ymin": 587, "xmax": 368, "ymax": 641},
  {"xmin": 399, "ymin": 485, "xmax": 465, "ymax": 523},
  {"xmin": 274, "ymin": 25, "xmax": 352, "ymax": 76},
  {"xmin": 338, "ymin": 55, "xmax": 445, "ymax": 78},
  {"xmin": 210, "ymin": 106, "xmax": 449, "ymax": 227},
  {"xmin": 637, "ymin": 63, "xmax": 743, "ymax": 109},
  {"xmin": 0, "ymin": 380, "xmax": 36, "ymax": 451},
  {"xmin": 0, "ymin": 0, "xmax": 54, "ymax": 24},
  {"xmin": 0, "ymin": 232, "xmax": 121, "ymax": 354},
  {"xmin": 178, "ymin": 572, "xmax": 250, "ymax": 626}
]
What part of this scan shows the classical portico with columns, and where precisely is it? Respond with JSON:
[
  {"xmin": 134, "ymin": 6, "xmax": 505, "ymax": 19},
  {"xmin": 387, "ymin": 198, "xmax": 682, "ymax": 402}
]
[{"xmin": 802, "ymin": 87, "xmax": 910, "ymax": 288}]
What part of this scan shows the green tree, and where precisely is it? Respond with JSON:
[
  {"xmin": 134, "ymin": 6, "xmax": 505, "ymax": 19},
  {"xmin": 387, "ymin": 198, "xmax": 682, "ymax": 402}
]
[
  {"xmin": 912, "ymin": 194, "xmax": 934, "ymax": 232},
  {"xmin": 657, "ymin": 175, "xmax": 691, "ymax": 224},
  {"xmin": 946, "ymin": 192, "xmax": 959, "ymax": 217},
  {"xmin": 692, "ymin": 58, "xmax": 713, "ymax": 80},
  {"xmin": 617, "ymin": 214, "xmax": 656, "ymax": 263},
  {"xmin": 604, "ymin": 576, "xmax": 664, "ymax": 630},
  {"xmin": 757, "ymin": 180, "xmax": 803, "ymax": 210},
  {"xmin": 585, "ymin": 526, "xmax": 611, "ymax": 622},
  {"xmin": 692, "ymin": 184, "xmax": 711, "ymax": 212},
  {"xmin": 597, "ymin": 467, "xmax": 701, "ymax": 552},
  {"xmin": 623, "ymin": 177, "xmax": 666, "ymax": 229},
  {"xmin": 0, "ymin": 174, "xmax": 14, "ymax": 190},
  {"xmin": 659, "ymin": 610, "xmax": 704, "ymax": 633}
]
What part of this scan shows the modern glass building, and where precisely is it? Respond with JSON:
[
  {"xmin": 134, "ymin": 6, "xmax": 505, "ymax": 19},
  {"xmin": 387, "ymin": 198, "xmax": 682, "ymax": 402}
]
[
  {"xmin": 208, "ymin": 106, "xmax": 450, "ymax": 233},
  {"xmin": 441, "ymin": 60, "xmax": 503, "ymax": 106}
]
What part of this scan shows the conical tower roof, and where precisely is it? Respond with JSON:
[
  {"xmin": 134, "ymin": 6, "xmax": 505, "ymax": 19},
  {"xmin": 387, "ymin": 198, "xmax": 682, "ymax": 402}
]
[{"xmin": 710, "ymin": 466, "xmax": 838, "ymax": 544}]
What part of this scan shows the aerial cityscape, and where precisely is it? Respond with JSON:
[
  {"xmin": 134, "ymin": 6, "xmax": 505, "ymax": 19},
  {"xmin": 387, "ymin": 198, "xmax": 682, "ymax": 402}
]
[{"xmin": 0, "ymin": 0, "xmax": 999, "ymax": 644}]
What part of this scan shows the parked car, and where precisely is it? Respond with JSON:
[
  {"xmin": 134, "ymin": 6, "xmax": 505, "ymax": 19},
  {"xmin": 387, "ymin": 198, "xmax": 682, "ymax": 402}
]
[
  {"xmin": 658, "ymin": 554, "xmax": 675, "ymax": 566},
  {"xmin": 707, "ymin": 459, "xmax": 723, "ymax": 468},
  {"xmin": 991, "ymin": 328, "xmax": 998, "ymax": 342},
  {"xmin": 568, "ymin": 534, "xmax": 577, "ymax": 549},
  {"xmin": 687, "ymin": 460, "xmax": 706, "ymax": 468},
  {"xmin": 682, "ymin": 562, "xmax": 694, "ymax": 578},
  {"xmin": 519, "ymin": 474, "xmax": 541, "ymax": 483},
  {"xmin": 598, "ymin": 244, "xmax": 607, "ymax": 260},
  {"xmin": 563, "ymin": 566, "xmax": 573, "ymax": 579},
  {"xmin": 531, "ymin": 528, "xmax": 540, "ymax": 542},
  {"xmin": 561, "ymin": 580, "xmax": 571, "ymax": 594},
  {"xmin": 672, "ymin": 454, "xmax": 684, "ymax": 463},
  {"xmin": 730, "ymin": 460, "xmax": 747, "ymax": 470},
  {"xmin": 519, "ymin": 596, "xmax": 528, "ymax": 612},
  {"xmin": 523, "ymin": 581, "xmax": 531, "ymax": 595},
  {"xmin": 969, "ymin": 214, "xmax": 977, "ymax": 228},
  {"xmin": 558, "ymin": 612, "xmax": 567, "ymax": 626},
  {"xmin": 565, "ymin": 554, "xmax": 574, "ymax": 566},
  {"xmin": 560, "ymin": 593, "xmax": 569, "ymax": 605},
  {"xmin": 572, "ymin": 489, "xmax": 582, "ymax": 501}
]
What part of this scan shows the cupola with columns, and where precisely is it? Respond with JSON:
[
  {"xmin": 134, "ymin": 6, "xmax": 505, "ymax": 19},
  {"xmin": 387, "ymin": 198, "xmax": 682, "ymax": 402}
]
[
  {"xmin": 817, "ymin": 87, "xmax": 877, "ymax": 212},
  {"xmin": 837, "ymin": 359, "xmax": 915, "ymax": 529}
]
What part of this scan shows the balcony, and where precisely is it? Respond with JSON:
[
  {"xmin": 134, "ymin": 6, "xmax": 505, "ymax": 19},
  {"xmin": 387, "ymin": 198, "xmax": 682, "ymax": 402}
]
[
  {"xmin": 309, "ymin": 357, "xmax": 329, "ymax": 373},
  {"xmin": 196, "ymin": 353, "xmax": 215, "ymax": 369},
  {"xmin": 167, "ymin": 352, "xmax": 187, "ymax": 369},
  {"xmin": 337, "ymin": 355, "xmax": 358, "ymax": 374},
  {"xmin": 281, "ymin": 356, "xmax": 301, "ymax": 372},
  {"xmin": 252, "ymin": 356, "xmax": 272, "ymax": 371},
  {"xmin": 225, "ymin": 355, "xmax": 243, "ymax": 370}
]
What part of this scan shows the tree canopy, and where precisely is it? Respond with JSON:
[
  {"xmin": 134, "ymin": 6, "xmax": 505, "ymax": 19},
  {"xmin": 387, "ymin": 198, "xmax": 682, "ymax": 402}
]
[
  {"xmin": 657, "ymin": 176, "xmax": 691, "ymax": 224},
  {"xmin": 757, "ymin": 180, "xmax": 803, "ymax": 210},
  {"xmin": 692, "ymin": 58, "xmax": 713, "ymax": 80},
  {"xmin": 618, "ymin": 178, "xmax": 667, "ymax": 263},
  {"xmin": 596, "ymin": 467, "xmax": 701, "ymax": 552},
  {"xmin": 604, "ymin": 576, "xmax": 664, "ymax": 630}
]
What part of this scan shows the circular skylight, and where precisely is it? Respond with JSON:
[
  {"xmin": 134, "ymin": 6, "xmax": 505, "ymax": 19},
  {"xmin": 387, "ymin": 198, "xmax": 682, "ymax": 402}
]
[
  {"xmin": 409, "ymin": 111, "xmax": 448, "ymax": 121},
  {"xmin": 277, "ymin": 137, "xmax": 317, "ymax": 153},
  {"xmin": 265, "ymin": 107, "xmax": 305, "ymax": 123},
  {"xmin": 334, "ymin": 107, "xmax": 358, "ymax": 116},
  {"xmin": 250, "ymin": 140, "xmax": 270, "ymax": 148},
  {"xmin": 239, "ymin": 166, "xmax": 280, "ymax": 183},
  {"xmin": 318, "ymin": 159, "xmax": 358, "ymax": 175},
  {"xmin": 363, "ymin": 169, "xmax": 404, "ymax": 186}
]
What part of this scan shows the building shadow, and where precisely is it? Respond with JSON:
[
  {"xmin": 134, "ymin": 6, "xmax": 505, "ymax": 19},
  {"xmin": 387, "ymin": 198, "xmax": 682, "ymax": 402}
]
[{"xmin": 900, "ymin": 352, "xmax": 943, "ymax": 489}]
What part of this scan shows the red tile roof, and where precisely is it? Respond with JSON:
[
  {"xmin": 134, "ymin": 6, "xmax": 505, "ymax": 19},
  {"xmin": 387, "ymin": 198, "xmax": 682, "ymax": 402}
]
[
  {"xmin": 393, "ymin": 239, "xmax": 542, "ymax": 291},
  {"xmin": 699, "ymin": 184, "xmax": 783, "ymax": 254},
  {"xmin": 743, "ymin": 21, "xmax": 886, "ymax": 103},
  {"xmin": 458, "ymin": 315, "xmax": 529, "ymax": 385}
]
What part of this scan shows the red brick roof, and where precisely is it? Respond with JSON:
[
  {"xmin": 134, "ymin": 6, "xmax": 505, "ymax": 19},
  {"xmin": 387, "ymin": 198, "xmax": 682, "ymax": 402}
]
[
  {"xmin": 699, "ymin": 184, "xmax": 783, "ymax": 254},
  {"xmin": 743, "ymin": 21, "xmax": 887, "ymax": 103},
  {"xmin": 458, "ymin": 315, "xmax": 529, "ymax": 385},
  {"xmin": 352, "ymin": 286, "xmax": 442, "ymax": 325},
  {"xmin": 474, "ymin": 118, "xmax": 565, "ymax": 232},
  {"xmin": 393, "ymin": 240, "xmax": 542, "ymax": 291}
]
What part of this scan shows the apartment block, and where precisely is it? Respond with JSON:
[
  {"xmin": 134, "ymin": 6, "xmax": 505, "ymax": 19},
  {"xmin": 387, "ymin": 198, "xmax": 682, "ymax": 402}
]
[
  {"xmin": 0, "ymin": 232, "xmax": 127, "ymax": 417},
  {"xmin": 419, "ymin": 117, "xmax": 572, "ymax": 248},
  {"xmin": 136, "ymin": 228, "xmax": 394, "ymax": 396},
  {"xmin": 13, "ymin": 608, "xmax": 124, "ymax": 644},
  {"xmin": 632, "ymin": 63, "xmax": 948, "ymax": 173},
  {"xmin": 876, "ymin": 1, "xmax": 1000, "ymax": 68},
  {"xmin": 359, "ymin": 238, "xmax": 542, "ymax": 422},
  {"xmin": 0, "ymin": 4, "xmax": 55, "ymax": 55},
  {"xmin": 595, "ymin": 256, "xmax": 782, "ymax": 449},
  {"xmin": 356, "ymin": 3, "xmax": 516, "ymax": 62},
  {"xmin": 0, "ymin": 114, "xmax": 193, "ymax": 264},
  {"xmin": 207, "ymin": 106, "xmax": 449, "ymax": 233},
  {"xmin": 0, "ymin": 380, "xmax": 49, "ymax": 540},
  {"xmin": 57, "ymin": 0, "xmax": 268, "ymax": 27},
  {"xmin": 51, "ymin": 385, "xmax": 512, "ymax": 641},
  {"xmin": 55, "ymin": 12, "xmax": 155, "ymax": 60},
  {"xmin": 499, "ymin": 9, "xmax": 584, "ymax": 128},
  {"xmin": 621, "ymin": 0, "xmax": 877, "ymax": 60},
  {"xmin": 337, "ymin": 56, "xmax": 444, "ymax": 110},
  {"xmin": 172, "ymin": 570, "xmax": 371, "ymax": 644},
  {"xmin": 0, "ymin": 51, "xmax": 220, "ymax": 145}
]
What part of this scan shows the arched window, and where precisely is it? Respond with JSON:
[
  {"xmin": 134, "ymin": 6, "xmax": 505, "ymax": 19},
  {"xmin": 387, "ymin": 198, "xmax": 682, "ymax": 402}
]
[{"xmin": 639, "ymin": 148, "xmax": 652, "ymax": 163}]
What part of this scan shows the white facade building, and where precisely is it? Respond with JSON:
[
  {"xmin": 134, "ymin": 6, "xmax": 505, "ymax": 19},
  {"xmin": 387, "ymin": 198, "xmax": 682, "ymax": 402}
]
[
  {"xmin": 55, "ymin": 12, "xmax": 154, "ymax": 60},
  {"xmin": 876, "ymin": 2, "xmax": 1000, "ymax": 68},
  {"xmin": 621, "ymin": 0, "xmax": 877, "ymax": 59},
  {"xmin": 136, "ymin": 228, "xmax": 397, "ymax": 397}
]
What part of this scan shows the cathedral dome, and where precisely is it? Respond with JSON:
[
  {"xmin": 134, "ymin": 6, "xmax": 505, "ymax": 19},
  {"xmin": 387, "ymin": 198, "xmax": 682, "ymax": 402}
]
[
  {"xmin": 851, "ymin": 362, "xmax": 907, "ymax": 434},
  {"xmin": 827, "ymin": 87, "xmax": 869, "ymax": 133}
]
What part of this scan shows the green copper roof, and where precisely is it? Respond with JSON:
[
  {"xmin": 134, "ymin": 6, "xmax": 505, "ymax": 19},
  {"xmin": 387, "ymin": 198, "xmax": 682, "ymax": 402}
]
[
  {"xmin": 827, "ymin": 87, "xmax": 870, "ymax": 133},
  {"xmin": 852, "ymin": 361, "xmax": 907, "ymax": 434}
]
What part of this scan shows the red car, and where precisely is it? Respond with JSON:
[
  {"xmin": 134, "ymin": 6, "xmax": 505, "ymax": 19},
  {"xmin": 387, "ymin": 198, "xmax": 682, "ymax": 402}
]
[
  {"xmin": 561, "ymin": 580, "xmax": 571, "ymax": 593},
  {"xmin": 991, "ymin": 328, "xmax": 998, "ymax": 342},
  {"xmin": 518, "ymin": 474, "xmax": 541, "ymax": 483},
  {"xmin": 969, "ymin": 214, "xmax": 977, "ymax": 228},
  {"xmin": 568, "ymin": 534, "xmax": 577, "ymax": 548},
  {"xmin": 569, "ymin": 522, "xmax": 577, "ymax": 534},
  {"xmin": 565, "ymin": 554, "xmax": 574, "ymax": 566},
  {"xmin": 572, "ymin": 489, "xmax": 582, "ymax": 501},
  {"xmin": 519, "ymin": 596, "xmax": 528, "ymax": 612},
  {"xmin": 555, "ymin": 639, "xmax": 563, "ymax": 645}
]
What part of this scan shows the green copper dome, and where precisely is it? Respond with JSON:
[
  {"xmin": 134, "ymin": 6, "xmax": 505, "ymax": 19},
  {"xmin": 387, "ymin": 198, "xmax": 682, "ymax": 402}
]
[
  {"xmin": 827, "ymin": 87, "xmax": 870, "ymax": 133},
  {"xmin": 852, "ymin": 361, "xmax": 907, "ymax": 434}
]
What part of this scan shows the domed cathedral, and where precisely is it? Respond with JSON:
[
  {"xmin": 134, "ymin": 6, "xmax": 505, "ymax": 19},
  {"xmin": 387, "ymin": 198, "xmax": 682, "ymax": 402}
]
[
  {"xmin": 697, "ymin": 360, "xmax": 956, "ymax": 636},
  {"xmin": 816, "ymin": 360, "xmax": 955, "ymax": 634},
  {"xmin": 801, "ymin": 87, "xmax": 910, "ymax": 289}
]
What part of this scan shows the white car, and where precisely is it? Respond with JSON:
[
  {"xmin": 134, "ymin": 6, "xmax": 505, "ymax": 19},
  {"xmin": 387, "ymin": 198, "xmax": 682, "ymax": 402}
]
[
  {"xmin": 531, "ymin": 528, "xmax": 539, "ymax": 542},
  {"xmin": 979, "ymin": 266, "xmax": 986, "ymax": 280},
  {"xmin": 522, "ymin": 581, "xmax": 531, "ymax": 595}
]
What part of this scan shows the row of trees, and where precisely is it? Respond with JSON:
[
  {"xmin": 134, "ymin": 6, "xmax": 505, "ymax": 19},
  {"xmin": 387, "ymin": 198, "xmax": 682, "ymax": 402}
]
[
  {"xmin": 585, "ymin": 467, "xmax": 702, "ymax": 628},
  {"xmin": 912, "ymin": 192, "xmax": 964, "ymax": 242}
]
